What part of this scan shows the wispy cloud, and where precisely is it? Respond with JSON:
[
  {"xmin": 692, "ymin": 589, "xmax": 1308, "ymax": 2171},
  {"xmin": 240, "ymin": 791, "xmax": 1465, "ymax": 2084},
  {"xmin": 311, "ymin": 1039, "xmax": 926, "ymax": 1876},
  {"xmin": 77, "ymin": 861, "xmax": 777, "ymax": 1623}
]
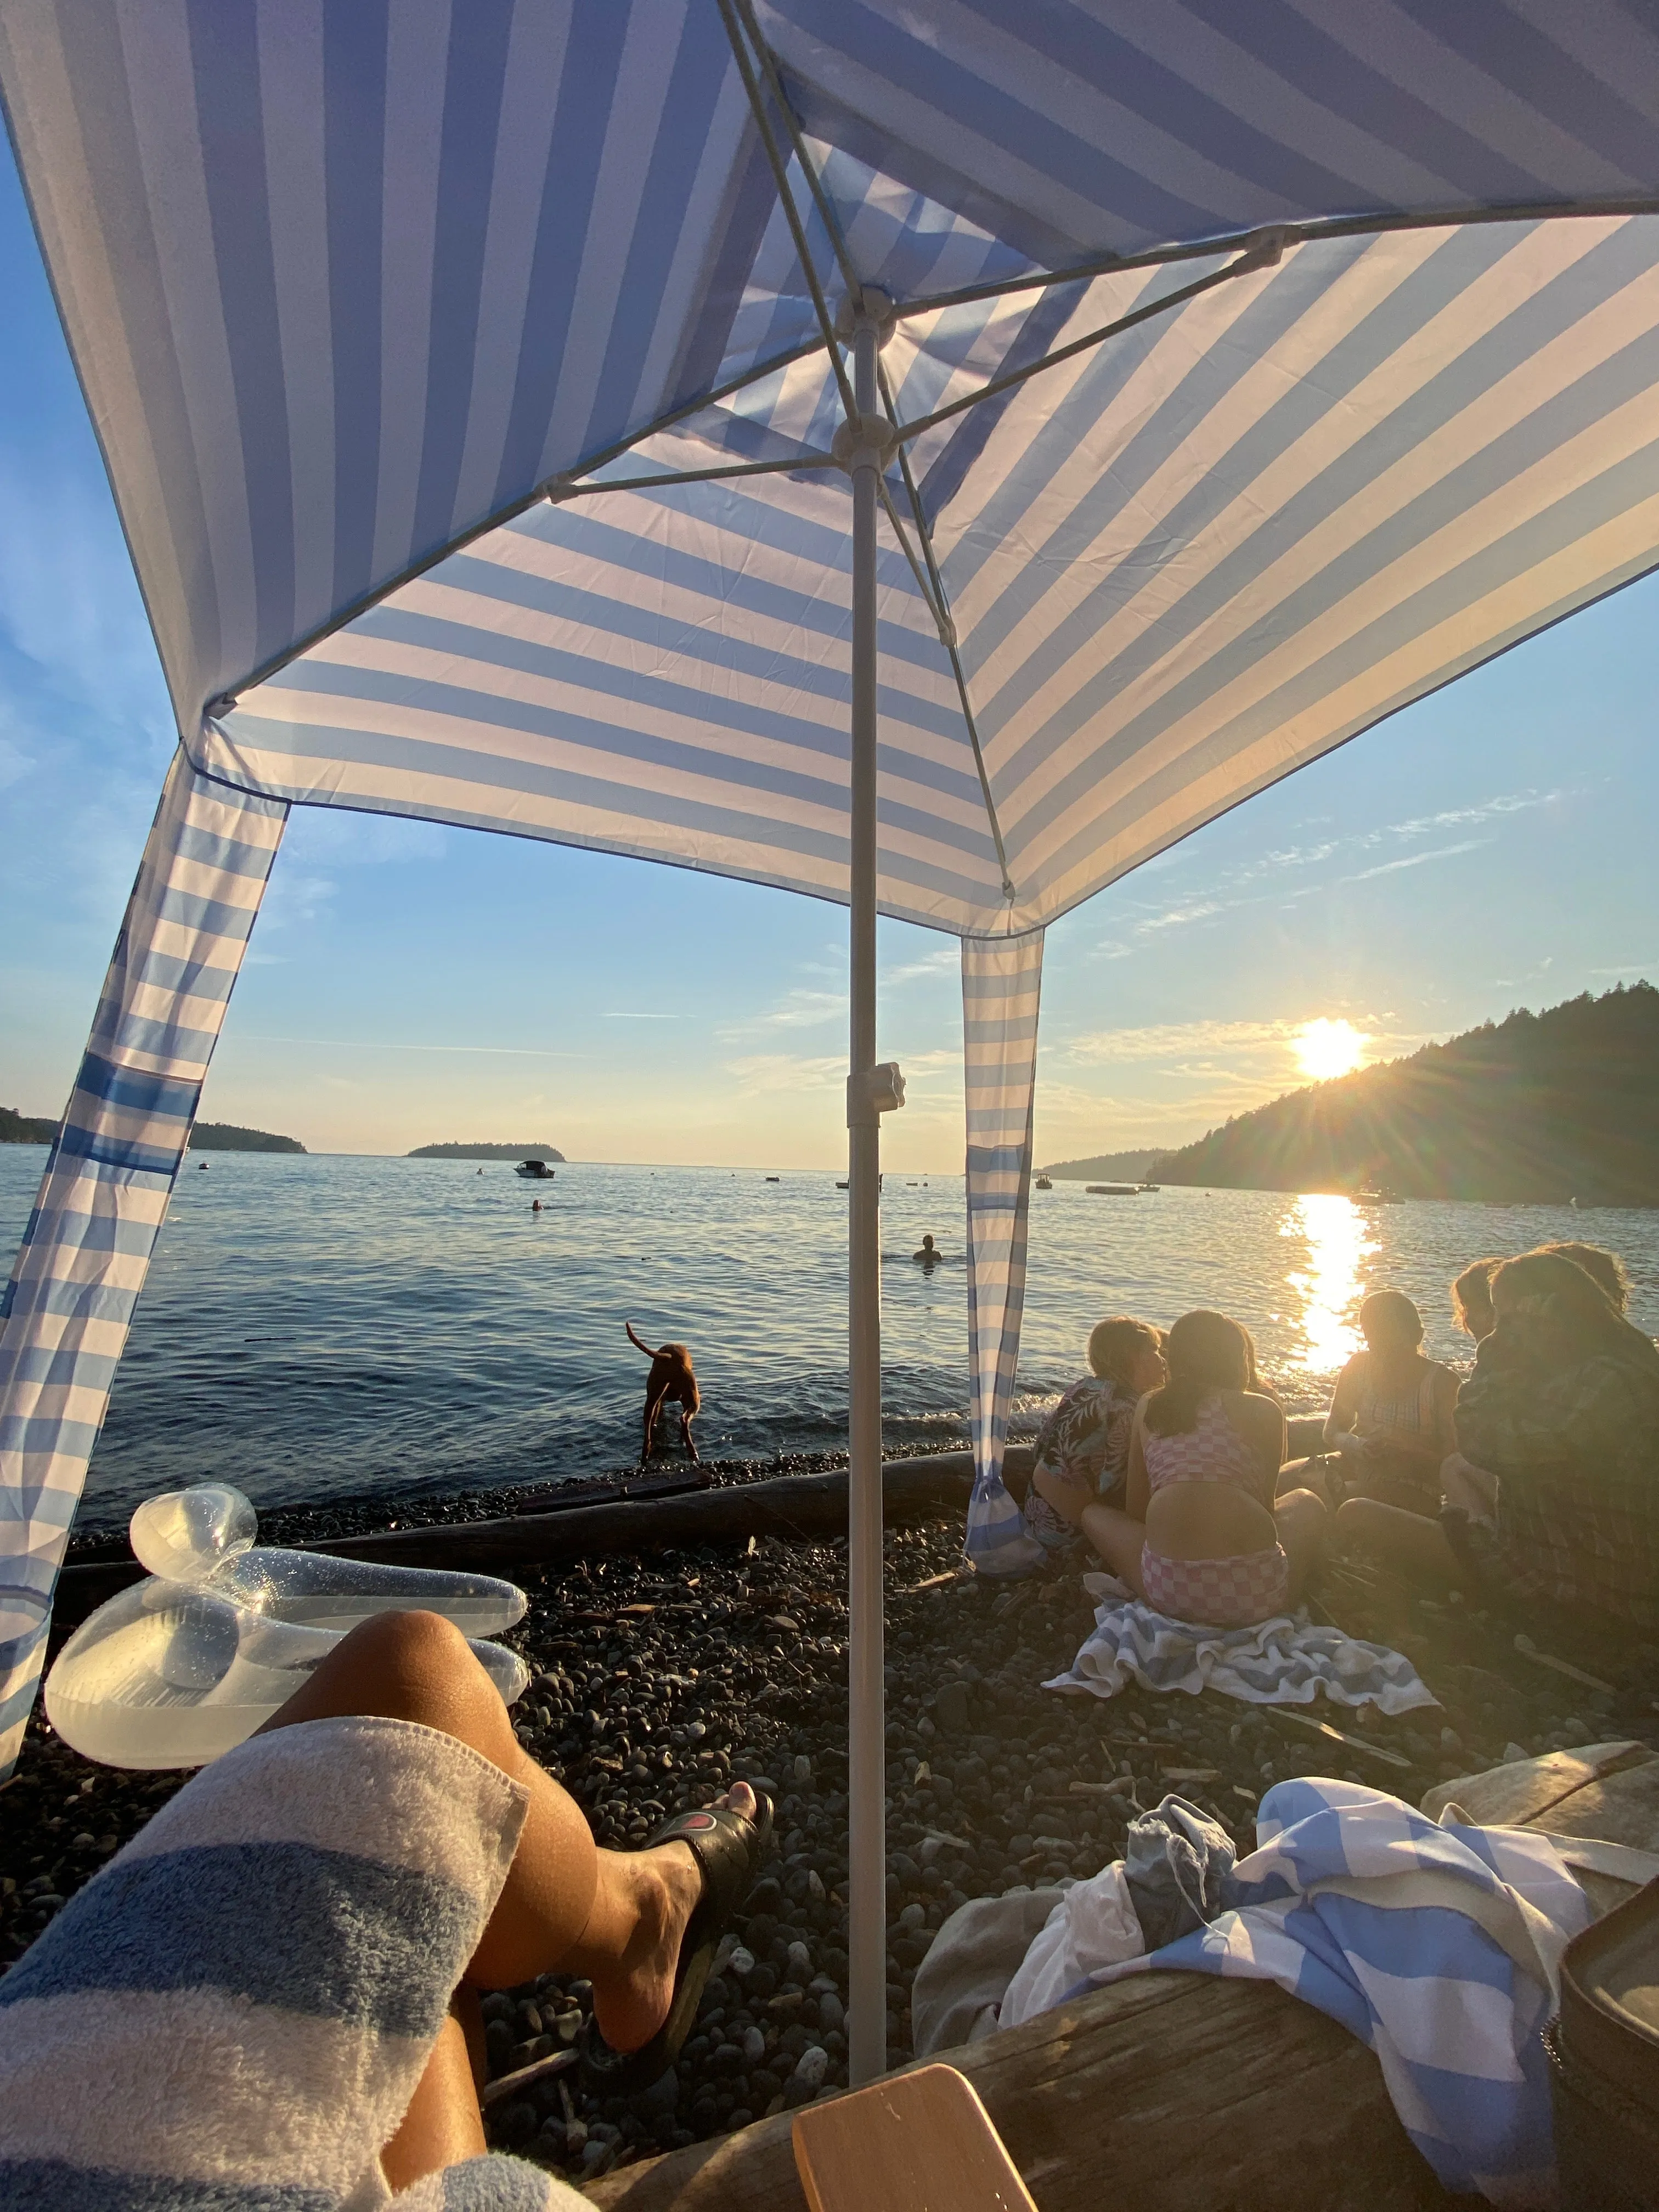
[
  {"xmin": 723, "ymin": 1053, "xmax": 845, "ymax": 1094},
  {"xmin": 719, "ymin": 988, "xmax": 847, "ymax": 1040},
  {"xmin": 1091, "ymin": 785, "xmax": 1568, "ymax": 955},
  {"xmin": 237, "ymin": 1036, "xmax": 589, "ymax": 1058},
  {"xmin": 1066, "ymin": 1017, "xmax": 1300, "ymax": 1065},
  {"xmin": 1350, "ymin": 836, "xmax": 1492, "ymax": 883},
  {"xmin": 881, "ymin": 945, "xmax": 959, "ymax": 987}
]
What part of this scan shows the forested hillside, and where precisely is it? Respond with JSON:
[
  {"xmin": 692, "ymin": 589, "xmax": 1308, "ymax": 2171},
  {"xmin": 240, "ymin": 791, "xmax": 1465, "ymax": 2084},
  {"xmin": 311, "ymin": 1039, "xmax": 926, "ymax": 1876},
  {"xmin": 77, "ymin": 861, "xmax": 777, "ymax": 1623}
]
[{"xmin": 1148, "ymin": 985, "xmax": 1659, "ymax": 1205}]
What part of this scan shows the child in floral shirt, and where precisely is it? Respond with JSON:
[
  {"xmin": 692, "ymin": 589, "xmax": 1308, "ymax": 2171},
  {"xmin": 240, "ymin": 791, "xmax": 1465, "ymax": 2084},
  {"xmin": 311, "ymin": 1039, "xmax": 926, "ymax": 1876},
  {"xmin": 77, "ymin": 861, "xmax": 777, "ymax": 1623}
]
[{"xmin": 1023, "ymin": 1317, "xmax": 1166, "ymax": 1550}]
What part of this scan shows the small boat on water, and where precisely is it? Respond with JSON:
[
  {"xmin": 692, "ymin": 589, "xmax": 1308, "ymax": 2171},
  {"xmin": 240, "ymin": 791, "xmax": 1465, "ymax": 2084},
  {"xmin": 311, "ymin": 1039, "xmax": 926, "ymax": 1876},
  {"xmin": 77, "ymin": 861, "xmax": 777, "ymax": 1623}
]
[
  {"xmin": 1034, "ymin": 1174, "xmax": 1052, "ymax": 1190},
  {"xmin": 1139, "ymin": 1182, "xmax": 1160, "ymax": 1193},
  {"xmin": 1086, "ymin": 1182, "xmax": 1142, "ymax": 1197},
  {"xmin": 514, "ymin": 1159, "xmax": 556, "ymax": 1180}
]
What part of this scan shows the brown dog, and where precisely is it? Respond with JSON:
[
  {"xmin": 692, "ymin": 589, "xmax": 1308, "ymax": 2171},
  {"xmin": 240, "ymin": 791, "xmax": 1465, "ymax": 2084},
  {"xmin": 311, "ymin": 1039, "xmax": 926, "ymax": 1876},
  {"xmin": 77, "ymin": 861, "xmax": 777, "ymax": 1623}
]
[{"xmin": 626, "ymin": 1321, "xmax": 701, "ymax": 1463}]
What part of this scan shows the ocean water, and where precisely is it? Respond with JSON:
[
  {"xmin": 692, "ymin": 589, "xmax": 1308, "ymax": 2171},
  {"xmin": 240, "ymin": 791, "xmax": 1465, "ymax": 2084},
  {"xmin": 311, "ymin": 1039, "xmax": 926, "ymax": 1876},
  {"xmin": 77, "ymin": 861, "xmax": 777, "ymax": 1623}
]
[{"xmin": 5, "ymin": 1146, "xmax": 1658, "ymax": 1533}]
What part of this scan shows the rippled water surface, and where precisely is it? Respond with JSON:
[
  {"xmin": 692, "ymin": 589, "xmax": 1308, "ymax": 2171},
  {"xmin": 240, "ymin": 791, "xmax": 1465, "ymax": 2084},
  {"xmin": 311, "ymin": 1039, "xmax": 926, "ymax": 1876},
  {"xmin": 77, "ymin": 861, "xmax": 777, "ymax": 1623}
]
[{"xmin": 5, "ymin": 1147, "xmax": 1658, "ymax": 1531}]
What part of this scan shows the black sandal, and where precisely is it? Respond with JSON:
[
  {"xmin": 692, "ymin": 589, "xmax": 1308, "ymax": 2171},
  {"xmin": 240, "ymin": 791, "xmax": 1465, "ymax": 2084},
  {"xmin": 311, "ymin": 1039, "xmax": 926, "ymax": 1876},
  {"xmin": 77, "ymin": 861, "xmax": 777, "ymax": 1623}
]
[{"xmin": 579, "ymin": 1792, "xmax": 775, "ymax": 2095}]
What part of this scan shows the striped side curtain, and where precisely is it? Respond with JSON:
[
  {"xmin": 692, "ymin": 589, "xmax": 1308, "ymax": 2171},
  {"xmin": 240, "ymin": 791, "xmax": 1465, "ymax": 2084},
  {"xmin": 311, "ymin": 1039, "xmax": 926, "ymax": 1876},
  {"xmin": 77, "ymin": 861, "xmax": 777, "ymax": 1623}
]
[
  {"xmin": 0, "ymin": 754, "xmax": 287, "ymax": 1770},
  {"xmin": 961, "ymin": 930, "xmax": 1045, "ymax": 1577}
]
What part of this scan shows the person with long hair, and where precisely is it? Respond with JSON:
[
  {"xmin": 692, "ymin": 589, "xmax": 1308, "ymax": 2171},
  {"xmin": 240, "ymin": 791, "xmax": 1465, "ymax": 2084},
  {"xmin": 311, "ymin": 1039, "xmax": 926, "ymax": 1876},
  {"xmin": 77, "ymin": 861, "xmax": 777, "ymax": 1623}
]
[
  {"xmin": 1317, "ymin": 1290, "xmax": 1459, "ymax": 1515},
  {"xmin": 1025, "ymin": 1317, "xmax": 1166, "ymax": 1549},
  {"xmin": 1452, "ymin": 1259, "xmax": 1505, "ymax": 1345},
  {"xmin": 1076, "ymin": 1310, "xmax": 1325, "ymax": 1627},
  {"xmin": 1336, "ymin": 1250, "xmax": 1659, "ymax": 1623}
]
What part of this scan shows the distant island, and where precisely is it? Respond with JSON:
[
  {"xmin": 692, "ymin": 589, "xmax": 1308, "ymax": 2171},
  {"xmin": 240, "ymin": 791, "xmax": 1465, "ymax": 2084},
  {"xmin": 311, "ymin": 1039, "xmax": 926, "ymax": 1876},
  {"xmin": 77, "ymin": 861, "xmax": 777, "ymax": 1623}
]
[
  {"xmin": 0, "ymin": 1107, "xmax": 56, "ymax": 1144},
  {"xmin": 3, "ymin": 1109, "xmax": 304, "ymax": 1152},
  {"xmin": 1039, "ymin": 1147, "xmax": 1165, "ymax": 1183},
  {"xmin": 1139, "ymin": 984, "xmax": 1659, "ymax": 1206},
  {"xmin": 408, "ymin": 1142, "xmax": 567, "ymax": 1161},
  {"xmin": 190, "ymin": 1122, "xmax": 306, "ymax": 1153}
]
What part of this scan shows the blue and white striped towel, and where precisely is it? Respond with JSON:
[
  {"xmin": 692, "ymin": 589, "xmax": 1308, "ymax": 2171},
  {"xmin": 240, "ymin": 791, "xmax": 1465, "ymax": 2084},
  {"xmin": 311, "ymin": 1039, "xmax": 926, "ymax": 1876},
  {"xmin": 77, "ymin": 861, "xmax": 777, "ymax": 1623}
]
[
  {"xmin": 1008, "ymin": 1779, "xmax": 1592, "ymax": 2206},
  {"xmin": 1046, "ymin": 1575, "xmax": 1438, "ymax": 1712},
  {"xmin": 0, "ymin": 1716, "xmax": 588, "ymax": 2210}
]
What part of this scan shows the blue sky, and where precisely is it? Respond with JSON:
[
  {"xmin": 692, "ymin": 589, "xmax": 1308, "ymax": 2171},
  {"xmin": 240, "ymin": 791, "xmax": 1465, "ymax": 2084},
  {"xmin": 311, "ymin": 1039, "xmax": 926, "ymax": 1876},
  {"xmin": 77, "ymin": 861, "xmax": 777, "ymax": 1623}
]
[{"xmin": 4, "ymin": 147, "xmax": 1658, "ymax": 1170}]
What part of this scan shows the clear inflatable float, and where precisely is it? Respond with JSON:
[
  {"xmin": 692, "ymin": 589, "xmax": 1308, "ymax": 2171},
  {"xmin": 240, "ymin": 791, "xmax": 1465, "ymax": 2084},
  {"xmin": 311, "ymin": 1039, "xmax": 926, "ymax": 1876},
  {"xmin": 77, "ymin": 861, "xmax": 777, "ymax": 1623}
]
[{"xmin": 45, "ymin": 1482, "xmax": 531, "ymax": 1769}]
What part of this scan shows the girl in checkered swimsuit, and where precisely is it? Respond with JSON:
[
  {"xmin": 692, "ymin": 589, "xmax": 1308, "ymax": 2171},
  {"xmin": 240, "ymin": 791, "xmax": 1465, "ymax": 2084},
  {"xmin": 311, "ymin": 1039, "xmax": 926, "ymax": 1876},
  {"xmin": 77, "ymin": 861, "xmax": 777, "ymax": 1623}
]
[{"xmin": 1075, "ymin": 1310, "xmax": 1327, "ymax": 1628}]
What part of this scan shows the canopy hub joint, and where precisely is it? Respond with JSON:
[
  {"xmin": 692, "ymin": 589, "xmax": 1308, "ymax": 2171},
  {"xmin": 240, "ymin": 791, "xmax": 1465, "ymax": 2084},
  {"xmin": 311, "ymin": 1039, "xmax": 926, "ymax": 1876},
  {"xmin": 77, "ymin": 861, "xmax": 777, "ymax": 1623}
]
[
  {"xmin": 834, "ymin": 286, "xmax": 898, "ymax": 347},
  {"xmin": 832, "ymin": 413, "xmax": 899, "ymax": 477}
]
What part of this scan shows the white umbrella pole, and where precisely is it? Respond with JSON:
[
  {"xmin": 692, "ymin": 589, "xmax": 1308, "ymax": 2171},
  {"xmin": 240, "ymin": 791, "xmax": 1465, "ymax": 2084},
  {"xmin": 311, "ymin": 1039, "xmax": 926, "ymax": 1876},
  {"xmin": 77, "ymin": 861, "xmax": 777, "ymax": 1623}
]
[{"xmin": 844, "ymin": 300, "xmax": 888, "ymax": 2086}]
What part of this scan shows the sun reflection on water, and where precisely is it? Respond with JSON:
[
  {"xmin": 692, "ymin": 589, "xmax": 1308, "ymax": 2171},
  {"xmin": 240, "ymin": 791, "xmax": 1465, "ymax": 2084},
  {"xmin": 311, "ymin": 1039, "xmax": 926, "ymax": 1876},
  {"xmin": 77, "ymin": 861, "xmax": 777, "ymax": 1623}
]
[{"xmin": 1281, "ymin": 1194, "xmax": 1378, "ymax": 1372}]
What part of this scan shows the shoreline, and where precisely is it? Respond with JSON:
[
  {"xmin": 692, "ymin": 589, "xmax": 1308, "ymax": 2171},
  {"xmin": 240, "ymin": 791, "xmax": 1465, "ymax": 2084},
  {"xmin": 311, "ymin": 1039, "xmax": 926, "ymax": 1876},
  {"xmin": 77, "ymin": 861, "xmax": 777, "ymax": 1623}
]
[{"xmin": 9, "ymin": 1497, "xmax": 1659, "ymax": 2183}]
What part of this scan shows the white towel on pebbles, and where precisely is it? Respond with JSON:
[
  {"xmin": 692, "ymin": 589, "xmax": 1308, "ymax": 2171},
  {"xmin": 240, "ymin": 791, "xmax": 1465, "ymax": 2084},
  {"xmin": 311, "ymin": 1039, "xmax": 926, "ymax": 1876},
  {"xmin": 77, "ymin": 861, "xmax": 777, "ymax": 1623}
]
[
  {"xmin": 0, "ymin": 1714, "xmax": 588, "ymax": 2211},
  {"xmin": 1045, "ymin": 1575, "xmax": 1436, "ymax": 1712}
]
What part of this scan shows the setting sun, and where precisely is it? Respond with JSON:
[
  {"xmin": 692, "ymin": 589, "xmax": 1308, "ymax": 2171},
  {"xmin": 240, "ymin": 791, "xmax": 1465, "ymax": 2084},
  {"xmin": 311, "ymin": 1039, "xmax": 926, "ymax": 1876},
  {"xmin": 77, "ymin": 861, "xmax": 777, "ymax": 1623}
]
[{"xmin": 1293, "ymin": 1018, "xmax": 1368, "ymax": 1082}]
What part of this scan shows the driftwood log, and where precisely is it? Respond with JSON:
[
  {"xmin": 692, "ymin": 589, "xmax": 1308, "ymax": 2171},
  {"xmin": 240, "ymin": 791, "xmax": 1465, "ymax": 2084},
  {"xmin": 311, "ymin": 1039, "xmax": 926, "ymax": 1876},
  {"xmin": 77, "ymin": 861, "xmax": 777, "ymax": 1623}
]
[
  {"xmin": 587, "ymin": 1970, "xmax": 1454, "ymax": 2212},
  {"xmin": 51, "ymin": 1447, "xmax": 1031, "ymax": 1626}
]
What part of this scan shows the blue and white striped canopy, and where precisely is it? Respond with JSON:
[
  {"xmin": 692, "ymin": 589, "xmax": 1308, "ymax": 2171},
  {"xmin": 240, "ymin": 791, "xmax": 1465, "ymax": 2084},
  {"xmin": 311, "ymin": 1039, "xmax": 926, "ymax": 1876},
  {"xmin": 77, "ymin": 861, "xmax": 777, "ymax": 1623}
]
[
  {"xmin": 5, "ymin": 0, "xmax": 1658, "ymax": 936},
  {"xmin": 4, "ymin": 0, "xmax": 1659, "ymax": 1764}
]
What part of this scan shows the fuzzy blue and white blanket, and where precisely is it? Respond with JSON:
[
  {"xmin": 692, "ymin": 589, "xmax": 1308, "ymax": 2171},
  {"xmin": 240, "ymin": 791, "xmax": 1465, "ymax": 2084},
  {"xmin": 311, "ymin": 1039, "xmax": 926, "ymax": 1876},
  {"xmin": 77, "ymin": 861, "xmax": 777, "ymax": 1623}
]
[{"xmin": 0, "ymin": 1716, "xmax": 588, "ymax": 2210}]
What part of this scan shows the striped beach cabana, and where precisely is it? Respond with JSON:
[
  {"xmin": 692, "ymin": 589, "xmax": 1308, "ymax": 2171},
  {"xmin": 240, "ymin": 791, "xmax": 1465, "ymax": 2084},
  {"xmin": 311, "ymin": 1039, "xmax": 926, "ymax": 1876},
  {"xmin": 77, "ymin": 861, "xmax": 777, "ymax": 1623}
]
[{"xmin": 3, "ymin": 0, "xmax": 1658, "ymax": 2079}]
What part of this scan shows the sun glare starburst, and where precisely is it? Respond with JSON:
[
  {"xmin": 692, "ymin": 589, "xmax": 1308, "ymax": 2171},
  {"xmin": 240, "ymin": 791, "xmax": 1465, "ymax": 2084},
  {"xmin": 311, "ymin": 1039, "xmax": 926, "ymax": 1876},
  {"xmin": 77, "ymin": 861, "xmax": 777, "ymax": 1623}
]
[{"xmin": 1293, "ymin": 1018, "xmax": 1367, "ymax": 1082}]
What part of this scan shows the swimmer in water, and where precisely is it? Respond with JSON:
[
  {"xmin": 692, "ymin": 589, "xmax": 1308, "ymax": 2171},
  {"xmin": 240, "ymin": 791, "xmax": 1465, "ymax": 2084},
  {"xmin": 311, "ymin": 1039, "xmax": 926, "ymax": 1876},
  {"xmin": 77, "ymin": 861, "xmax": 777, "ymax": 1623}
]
[
  {"xmin": 913, "ymin": 1234, "xmax": 943, "ymax": 1267},
  {"xmin": 531, "ymin": 1199, "xmax": 542, "ymax": 1212}
]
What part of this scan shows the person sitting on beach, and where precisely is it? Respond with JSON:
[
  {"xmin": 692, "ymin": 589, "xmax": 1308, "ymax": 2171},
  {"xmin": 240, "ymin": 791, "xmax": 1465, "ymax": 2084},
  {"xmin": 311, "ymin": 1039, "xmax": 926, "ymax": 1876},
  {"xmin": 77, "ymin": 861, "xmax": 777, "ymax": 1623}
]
[
  {"xmin": 1334, "ymin": 1250, "xmax": 1659, "ymax": 1626},
  {"xmin": 913, "ymin": 1234, "xmax": 943, "ymax": 1267},
  {"xmin": 1454, "ymin": 1244, "xmax": 1629, "ymax": 1344},
  {"xmin": 1074, "ymin": 1310, "xmax": 1325, "ymax": 1627},
  {"xmin": 1317, "ymin": 1290, "xmax": 1458, "ymax": 1516},
  {"xmin": 1536, "ymin": 1239, "xmax": 1632, "ymax": 1315},
  {"xmin": 1452, "ymin": 1258, "xmax": 1505, "ymax": 1345},
  {"xmin": 0, "ymin": 1610, "xmax": 772, "ymax": 2204},
  {"xmin": 1024, "ymin": 1318, "xmax": 1166, "ymax": 1549}
]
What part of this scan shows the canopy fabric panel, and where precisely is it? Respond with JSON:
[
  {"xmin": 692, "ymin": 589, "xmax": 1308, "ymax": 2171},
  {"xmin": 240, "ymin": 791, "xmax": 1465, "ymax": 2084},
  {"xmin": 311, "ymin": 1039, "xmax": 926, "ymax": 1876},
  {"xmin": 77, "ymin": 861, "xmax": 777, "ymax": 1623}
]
[
  {"xmin": 760, "ymin": 0, "xmax": 1659, "ymax": 263},
  {"xmin": 0, "ymin": 757, "xmax": 287, "ymax": 1771},
  {"xmin": 7, "ymin": 0, "xmax": 1657, "ymax": 753},
  {"xmin": 0, "ymin": 0, "xmax": 775, "ymax": 729},
  {"xmin": 961, "ymin": 932, "xmax": 1045, "ymax": 1577},
  {"xmin": 201, "ymin": 213, "xmax": 1659, "ymax": 938}
]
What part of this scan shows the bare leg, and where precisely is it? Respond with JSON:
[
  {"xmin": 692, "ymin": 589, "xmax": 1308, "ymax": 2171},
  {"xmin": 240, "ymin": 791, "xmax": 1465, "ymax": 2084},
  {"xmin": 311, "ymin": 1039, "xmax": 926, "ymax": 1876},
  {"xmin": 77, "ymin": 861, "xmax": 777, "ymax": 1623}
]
[
  {"xmin": 1031, "ymin": 1464, "xmax": 1092, "ymax": 1530},
  {"xmin": 1274, "ymin": 1487, "xmax": 1327, "ymax": 1602},
  {"xmin": 1077, "ymin": 1501, "xmax": 1148, "ymax": 1596},
  {"xmin": 381, "ymin": 1994, "xmax": 487, "ymax": 2189},
  {"xmin": 1279, "ymin": 1454, "xmax": 1343, "ymax": 1509},
  {"xmin": 1334, "ymin": 1497, "xmax": 1462, "ymax": 1588},
  {"xmin": 258, "ymin": 1611, "xmax": 757, "ymax": 2183}
]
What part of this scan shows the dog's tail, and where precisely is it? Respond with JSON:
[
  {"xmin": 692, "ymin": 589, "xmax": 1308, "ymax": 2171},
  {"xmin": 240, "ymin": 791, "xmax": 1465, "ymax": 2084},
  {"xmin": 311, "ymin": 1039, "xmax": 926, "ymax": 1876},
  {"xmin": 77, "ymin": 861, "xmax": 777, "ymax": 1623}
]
[{"xmin": 625, "ymin": 1321, "xmax": 660, "ymax": 1359}]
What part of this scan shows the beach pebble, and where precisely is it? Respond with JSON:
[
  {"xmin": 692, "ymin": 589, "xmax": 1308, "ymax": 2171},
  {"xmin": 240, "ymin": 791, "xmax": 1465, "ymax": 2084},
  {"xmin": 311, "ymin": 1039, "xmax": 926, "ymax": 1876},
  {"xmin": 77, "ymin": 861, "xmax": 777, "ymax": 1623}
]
[
  {"xmin": 727, "ymin": 1945, "xmax": 755, "ymax": 1979},
  {"xmin": 742, "ymin": 2025, "xmax": 767, "ymax": 2064},
  {"xmin": 794, "ymin": 1755, "xmax": 812, "ymax": 1784},
  {"xmin": 786, "ymin": 1941, "xmax": 813, "ymax": 1980},
  {"xmin": 898, "ymin": 1903, "xmax": 926, "ymax": 1931},
  {"xmin": 934, "ymin": 1681, "xmax": 971, "ymax": 1734},
  {"xmin": 817, "ymin": 1993, "xmax": 845, "ymax": 2034},
  {"xmin": 792, "ymin": 2044, "xmax": 830, "ymax": 2090}
]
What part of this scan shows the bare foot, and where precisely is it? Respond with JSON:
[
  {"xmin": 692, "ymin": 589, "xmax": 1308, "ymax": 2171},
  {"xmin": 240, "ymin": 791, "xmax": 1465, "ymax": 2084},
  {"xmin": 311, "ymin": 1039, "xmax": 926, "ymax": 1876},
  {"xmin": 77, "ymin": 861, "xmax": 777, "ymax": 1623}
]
[{"xmin": 580, "ymin": 1782, "xmax": 758, "ymax": 2056}]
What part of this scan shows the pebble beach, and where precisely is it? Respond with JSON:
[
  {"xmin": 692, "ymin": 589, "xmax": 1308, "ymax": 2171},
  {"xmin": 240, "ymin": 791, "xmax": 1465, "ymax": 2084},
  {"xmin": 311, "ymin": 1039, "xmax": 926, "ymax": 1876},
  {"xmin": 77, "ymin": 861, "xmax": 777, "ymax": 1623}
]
[{"xmin": 8, "ymin": 1457, "xmax": 1659, "ymax": 2188}]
